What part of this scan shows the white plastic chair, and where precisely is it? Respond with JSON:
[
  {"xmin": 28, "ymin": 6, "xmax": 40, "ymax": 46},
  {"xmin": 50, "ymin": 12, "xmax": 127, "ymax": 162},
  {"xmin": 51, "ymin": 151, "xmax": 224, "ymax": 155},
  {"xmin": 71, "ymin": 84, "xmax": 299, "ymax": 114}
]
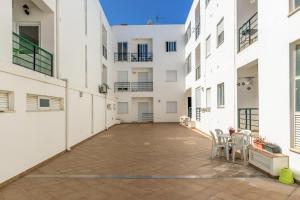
[
  {"xmin": 210, "ymin": 131, "xmax": 227, "ymax": 160},
  {"xmin": 231, "ymin": 134, "xmax": 247, "ymax": 164}
]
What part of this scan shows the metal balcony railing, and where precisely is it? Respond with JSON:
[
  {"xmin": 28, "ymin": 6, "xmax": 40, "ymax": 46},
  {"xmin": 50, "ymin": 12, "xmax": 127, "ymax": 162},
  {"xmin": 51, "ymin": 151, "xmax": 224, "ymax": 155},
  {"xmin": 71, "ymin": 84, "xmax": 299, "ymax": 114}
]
[
  {"xmin": 114, "ymin": 53, "xmax": 130, "ymax": 62},
  {"xmin": 12, "ymin": 32, "xmax": 53, "ymax": 76},
  {"xmin": 195, "ymin": 23, "xmax": 200, "ymax": 40},
  {"xmin": 238, "ymin": 108, "xmax": 259, "ymax": 131},
  {"xmin": 195, "ymin": 65, "xmax": 201, "ymax": 80},
  {"xmin": 131, "ymin": 53, "xmax": 153, "ymax": 62},
  {"xmin": 114, "ymin": 82, "xmax": 153, "ymax": 92},
  {"xmin": 188, "ymin": 107, "xmax": 192, "ymax": 119},
  {"xmin": 141, "ymin": 113, "xmax": 153, "ymax": 122},
  {"xmin": 114, "ymin": 82, "xmax": 131, "ymax": 92},
  {"xmin": 238, "ymin": 12, "xmax": 258, "ymax": 52},
  {"xmin": 196, "ymin": 107, "xmax": 201, "ymax": 121},
  {"xmin": 131, "ymin": 82, "xmax": 153, "ymax": 92}
]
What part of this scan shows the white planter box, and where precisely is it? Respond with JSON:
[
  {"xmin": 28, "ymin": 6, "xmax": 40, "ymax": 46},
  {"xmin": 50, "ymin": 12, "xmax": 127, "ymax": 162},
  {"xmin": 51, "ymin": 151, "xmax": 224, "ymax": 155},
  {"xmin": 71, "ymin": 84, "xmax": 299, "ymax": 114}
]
[{"xmin": 249, "ymin": 147, "xmax": 289, "ymax": 177}]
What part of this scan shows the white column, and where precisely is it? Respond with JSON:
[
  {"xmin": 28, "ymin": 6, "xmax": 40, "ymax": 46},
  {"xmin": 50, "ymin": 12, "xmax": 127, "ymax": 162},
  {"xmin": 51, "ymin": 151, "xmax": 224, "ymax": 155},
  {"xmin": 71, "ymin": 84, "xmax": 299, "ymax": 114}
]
[{"xmin": 0, "ymin": 0, "xmax": 12, "ymax": 64}]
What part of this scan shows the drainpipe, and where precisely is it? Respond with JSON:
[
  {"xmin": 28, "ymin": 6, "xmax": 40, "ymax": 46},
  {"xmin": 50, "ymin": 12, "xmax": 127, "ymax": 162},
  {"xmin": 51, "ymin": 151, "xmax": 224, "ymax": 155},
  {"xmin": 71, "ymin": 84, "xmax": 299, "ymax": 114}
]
[
  {"xmin": 62, "ymin": 78, "xmax": 71, "ymax": 151},
  {"xmin": 233, "ymin": 0, "xmax": 238, "ymax": 128},
  {"xmin": 105, "ymin": 93, "xmax": 108, "ymax": 130}
]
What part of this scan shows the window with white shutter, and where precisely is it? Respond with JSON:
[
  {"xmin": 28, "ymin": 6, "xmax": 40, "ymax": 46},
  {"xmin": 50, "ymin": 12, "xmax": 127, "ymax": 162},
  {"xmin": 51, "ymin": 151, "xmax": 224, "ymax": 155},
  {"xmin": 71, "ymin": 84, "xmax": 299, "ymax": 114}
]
[
  {"xmin": 166, "ymin": 70, "xmax": 177, "ymax": 82},
  {"xmin": 293, "ymin": 44, "xmax": 300, "ymax": 149},
  {"xmin": 0, "ymin": 91, "xmax": 9, "ymax": 112},
  {"xmin": 166, "ymin": 101, "xmax": 177, "ymax": 113},
  {"xmin": 27, "ymin": 94, "xmax": 63, "ymax": 111},
  {"xmin": 118, "ymin": 102, "xmax": 128, "ymax": 114}
]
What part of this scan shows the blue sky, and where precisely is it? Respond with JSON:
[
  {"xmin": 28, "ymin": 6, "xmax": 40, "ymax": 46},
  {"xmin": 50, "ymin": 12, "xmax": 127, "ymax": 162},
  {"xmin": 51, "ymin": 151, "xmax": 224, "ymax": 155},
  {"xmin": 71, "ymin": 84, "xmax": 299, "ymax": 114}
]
[{"xmin": 99, "ymin": 0, "xmax": 193, "ymax": 25}]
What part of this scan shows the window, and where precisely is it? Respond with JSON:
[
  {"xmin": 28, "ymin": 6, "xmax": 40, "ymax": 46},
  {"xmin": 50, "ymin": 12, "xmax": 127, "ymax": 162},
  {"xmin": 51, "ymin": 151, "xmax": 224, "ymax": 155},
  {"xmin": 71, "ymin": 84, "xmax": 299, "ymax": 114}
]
[
  {"xmin": 186, "ymin": 54, "xmax": 192, "ymax": 74},
  {"xmin": 39, "ymin": 97, "xmax": 50, "ymax": 110},
  {"xmin": 206, "ymin": 88, "xmax": 211, "ymax": 108},
  {"xmin": 166, "ymin": 41, "xmax": 177, "ymax": 52},
  {"xmin": 195, "ymin": 87, "xmax": 201, "ymax": 121},
  {"xmin": 117, "ymin": 71, "xmax": 128, "ymax": 82},
  {"xmin": 117, "ymin": 42, "xmax": 128, "ymax": 61},
  {"xmin": 195, "ymin": 87, "xmax": 201, "ymax": 108},
  {"xmin": 166, "ymin": 70, "xmax": 177, "ymax": 82},
  {"xmin": 293, "ymin": 45, "xmax": 300, "ymax": 149},
  {"xmin": 296, "ymin": 0, "xmax": 300, "ymax": 9},
  {"xmin": 27, "ymin": 94, "xmax": 63, "ymax": 111},
  {"xmin": 206, "ymin": 35, "xmax": 211, "ymax": 57},
  {"xmin": 0, "ymin": 91, "xmax": 13, "ymax": 112},
  {"xmin": 217, "ymin": 83, "xmax": 225, "ymax": 107},
  {"xmin": 166, "ymin": 101, "xmax": 177, "ymax": 113},
  {"xmin": 118, "ymin": 102, "xmax": 128, "ymax": 114},
  {"xmin": 217, "ymin": 18, "xmax": 224, "ymax": 47},
  {"xmin": 185, "ymin": 23, "xmax": 191, "ymax": 44}
]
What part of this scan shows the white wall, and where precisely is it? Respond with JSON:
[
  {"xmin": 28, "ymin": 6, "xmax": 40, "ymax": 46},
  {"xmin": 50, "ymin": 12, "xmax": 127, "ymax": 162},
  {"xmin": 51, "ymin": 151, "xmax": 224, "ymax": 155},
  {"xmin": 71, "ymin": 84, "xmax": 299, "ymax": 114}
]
[{"xmin": 0, "ymin": 62, "xmax": 66, "ymax": 184}]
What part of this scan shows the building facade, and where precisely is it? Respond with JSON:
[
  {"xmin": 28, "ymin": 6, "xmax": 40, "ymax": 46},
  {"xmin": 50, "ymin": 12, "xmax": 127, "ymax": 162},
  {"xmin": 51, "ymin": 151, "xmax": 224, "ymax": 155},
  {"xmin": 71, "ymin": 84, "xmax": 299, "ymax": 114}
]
[
  {"xmin": 0, "ymin": 0, "xmax": 300, "ymax": 185},
  {"xmin": 185, "ymin": 0, "xmax": 300, "ymax": 180}
]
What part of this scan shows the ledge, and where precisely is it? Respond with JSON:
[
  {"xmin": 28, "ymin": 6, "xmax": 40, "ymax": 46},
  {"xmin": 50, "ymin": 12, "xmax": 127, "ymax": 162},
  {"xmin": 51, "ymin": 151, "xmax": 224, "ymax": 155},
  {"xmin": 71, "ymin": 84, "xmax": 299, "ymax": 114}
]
[{"xmin": 290, "ymin": 148, "xmax": 300, "ymax": 154}]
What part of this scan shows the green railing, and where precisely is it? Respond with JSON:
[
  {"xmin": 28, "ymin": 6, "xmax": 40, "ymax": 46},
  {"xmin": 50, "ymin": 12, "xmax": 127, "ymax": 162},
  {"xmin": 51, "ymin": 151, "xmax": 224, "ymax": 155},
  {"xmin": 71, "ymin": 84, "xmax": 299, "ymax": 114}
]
[
  {"xmin": 12, "ymin": 32, "xmax": 53, "ymax": 76},
  {"xmin": 238, "ymin": 108, "xmax": 259, "ymax": 131}
]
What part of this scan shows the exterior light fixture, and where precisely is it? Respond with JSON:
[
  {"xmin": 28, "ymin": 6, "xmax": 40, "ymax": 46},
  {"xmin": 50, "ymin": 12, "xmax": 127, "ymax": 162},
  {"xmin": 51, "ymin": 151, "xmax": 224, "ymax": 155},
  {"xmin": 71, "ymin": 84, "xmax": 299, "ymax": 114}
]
[{"xmin": 23, "ymin": 4, "xmax": 30, "ymax": 15}]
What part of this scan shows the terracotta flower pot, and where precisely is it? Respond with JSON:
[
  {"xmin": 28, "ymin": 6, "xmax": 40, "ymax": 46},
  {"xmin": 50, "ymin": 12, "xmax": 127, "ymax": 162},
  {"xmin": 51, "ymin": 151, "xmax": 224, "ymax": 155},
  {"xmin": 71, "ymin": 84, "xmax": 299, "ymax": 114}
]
[{"xmin": 254, "ymin": 142, "xmax": 264, "ymax": 150}]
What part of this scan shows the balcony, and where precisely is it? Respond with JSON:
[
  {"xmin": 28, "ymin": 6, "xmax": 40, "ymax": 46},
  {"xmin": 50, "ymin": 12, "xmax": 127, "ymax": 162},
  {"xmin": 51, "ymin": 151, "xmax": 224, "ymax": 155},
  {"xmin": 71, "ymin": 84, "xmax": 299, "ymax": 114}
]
[
  {"xmin": 12, "ymin": 32, "xmax": 53, "ymax": 76},
  {"xmin": 131, "ymin": 53, "xmax": 153, "ymax": 62},
  {"xmin": 114, "ymin": 53, "xmax": 130, "ymax": 62},
  {"xmin": 238, "ymin": 13, "xmax": 258, "ymax": 52},
  {"xmin": 114, "ymin": 82, "xmax": 153, "ymax": 92}
]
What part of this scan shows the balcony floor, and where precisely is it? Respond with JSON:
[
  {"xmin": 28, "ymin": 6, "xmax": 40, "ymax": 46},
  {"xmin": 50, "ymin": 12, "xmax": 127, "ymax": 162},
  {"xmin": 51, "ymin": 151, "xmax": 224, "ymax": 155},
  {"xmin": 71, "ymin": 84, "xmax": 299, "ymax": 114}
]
[{"xmin": 0, "ymin": 124, "xmax": 299, "ymax": 199}]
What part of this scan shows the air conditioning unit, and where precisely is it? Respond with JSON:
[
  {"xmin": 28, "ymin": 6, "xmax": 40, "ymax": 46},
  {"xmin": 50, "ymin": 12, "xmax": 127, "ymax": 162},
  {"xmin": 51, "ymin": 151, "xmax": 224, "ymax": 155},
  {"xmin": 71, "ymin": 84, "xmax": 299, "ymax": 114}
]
[{"xmin": 99, "ymin": 83, "xmax": 108, "ymax": 94}]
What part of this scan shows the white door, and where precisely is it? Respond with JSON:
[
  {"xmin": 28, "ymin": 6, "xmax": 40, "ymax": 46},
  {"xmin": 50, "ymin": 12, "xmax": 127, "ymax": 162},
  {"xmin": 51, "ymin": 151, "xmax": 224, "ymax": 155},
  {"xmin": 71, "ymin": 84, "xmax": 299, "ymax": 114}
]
[
  {"xmin": 117, "ymin": 71, "xmax": 128, "ymax": 82},
  {"xmin": 138, "ymin": 72, "xmax": 148, "ymax": 82},
  {"xmin": 138, "ymin": 102, "xmax": 149, "ymax": 122}
]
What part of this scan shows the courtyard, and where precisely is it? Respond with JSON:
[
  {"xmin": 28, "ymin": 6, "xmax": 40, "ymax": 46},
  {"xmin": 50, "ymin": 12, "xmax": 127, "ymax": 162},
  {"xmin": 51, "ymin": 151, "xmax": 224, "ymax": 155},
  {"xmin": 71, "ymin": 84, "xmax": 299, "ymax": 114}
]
[{"xmin": 0, "ymin": 124, "xmax": 299, "ymax": 200}]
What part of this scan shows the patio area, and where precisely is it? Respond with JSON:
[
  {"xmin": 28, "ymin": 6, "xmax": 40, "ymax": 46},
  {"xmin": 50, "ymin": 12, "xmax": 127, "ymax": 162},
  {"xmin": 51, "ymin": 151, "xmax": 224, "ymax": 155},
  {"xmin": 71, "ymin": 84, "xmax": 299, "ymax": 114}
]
[{"xmin": 0, "ymin": 124, "xmax": 299, "ymax": 200}]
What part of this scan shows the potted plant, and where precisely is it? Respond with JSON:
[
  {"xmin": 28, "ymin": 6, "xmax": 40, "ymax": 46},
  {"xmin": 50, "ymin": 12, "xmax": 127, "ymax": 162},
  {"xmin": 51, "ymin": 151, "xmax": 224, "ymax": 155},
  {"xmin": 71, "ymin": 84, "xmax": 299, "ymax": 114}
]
[{"xmin": 253, "ymin": 137, "xmax": 266, "ymax": 150}]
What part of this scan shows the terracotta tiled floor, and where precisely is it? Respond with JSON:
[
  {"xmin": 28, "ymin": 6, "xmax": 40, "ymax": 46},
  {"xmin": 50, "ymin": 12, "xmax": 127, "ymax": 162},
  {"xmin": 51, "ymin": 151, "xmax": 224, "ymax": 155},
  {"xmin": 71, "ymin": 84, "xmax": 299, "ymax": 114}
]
[{"xmin": 0, "ymin": 124, "xmax": 299, "ymax": 200}]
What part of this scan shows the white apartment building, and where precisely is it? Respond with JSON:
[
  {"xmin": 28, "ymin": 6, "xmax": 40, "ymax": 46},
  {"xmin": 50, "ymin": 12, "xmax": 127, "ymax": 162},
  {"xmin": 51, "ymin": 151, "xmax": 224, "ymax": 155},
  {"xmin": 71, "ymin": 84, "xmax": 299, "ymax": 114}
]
[
  {"xmin": 1, "ymin": 0, "xmax": 300, "ymax": 185},
  {"xmin": 113, "ymin": 25, "xmax": 186, "ymax": 123},
  {"xmin": 185, "ymin": 0, "xmax": 300, "ymax": 180}
]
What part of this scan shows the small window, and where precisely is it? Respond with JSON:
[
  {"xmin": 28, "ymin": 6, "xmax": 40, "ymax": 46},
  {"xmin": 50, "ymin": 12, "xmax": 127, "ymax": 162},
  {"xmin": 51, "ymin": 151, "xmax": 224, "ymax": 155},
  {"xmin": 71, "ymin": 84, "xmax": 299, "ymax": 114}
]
[
  {"xmin": 27, "ymin": 94, "xmax": 63, "ymax": 111},
  {"xmin": 186, "ymin": 54, "xmax": 192, "ymax": 74},
  {"xmin": 217, "ymin": 83, "xmax": 225, "ymax": 107},
  {"xmin": 38, "ymin": 97, "xmax": 50, "ymax": 110},
  {"xmin": 166, "ymin": 101, "xmax": 177, "ymax": 113},
  {"xmin": 206, "ymin": 88, "xmax": 211, "ymax": 108},
  {"xmin": 206, "ymin": 35, "xmax": 211, "ymax": 57},
  {"xmin": 166, "ymin": 41, "xmax": 177, "ymax": 52},
  {"xmin": 118, "ymin": 102, "xmax": 128, "ymax": 114},
  {"xmin": 0, "ymin": 91, "xmax": 13, "ymax": 112},
  {"xmin": 217, "ymin": 18, "xmax": 224, "ymax": 47},
  {"xmin": 166, "ymin": 70, "xmax": 177, "ymax": 82},
  {"xmin": 185, "ymin": 23, "xmax": 191, "ymax": 44}
]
